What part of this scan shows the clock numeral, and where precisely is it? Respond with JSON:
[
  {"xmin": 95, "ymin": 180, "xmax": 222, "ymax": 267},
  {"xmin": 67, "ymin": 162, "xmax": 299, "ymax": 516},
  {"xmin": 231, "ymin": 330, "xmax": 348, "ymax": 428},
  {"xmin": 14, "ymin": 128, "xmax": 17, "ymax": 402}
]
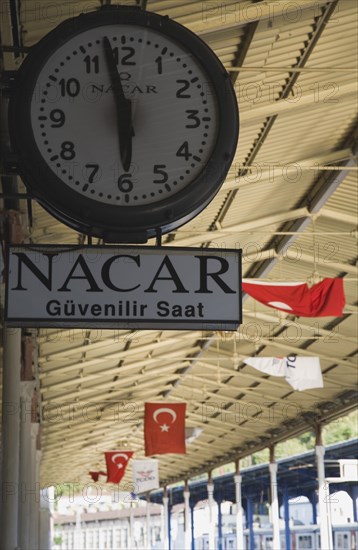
[
  {"xmin": 118, "ymin": 173, "xmax": 133, "ymax": 193},
  {"xmin": 49, "ymin": 109, "xmax": 65, "ymax": 128},
  {"xmin": 84, "ymin": 55, "xmax": 100, "ymax": 74},
  {"xmin": 85, "ymin": 164, "xmax": 100, "ymax": 183},
  {"xmin": 105, "ymin": 41, "xmax": 136, "ymax": 66},
  {"xmin": 153, "ymin": 165, "xmax": 168, "ymax": 184},
  {"xmin": 121, "ymin": 47, "xmax": 136, "ymax": 66},
  {"xmin": 155, "ymin": 56, "xmax": 163, "ymax": 75},
  {"xmin": 60, "ymin": 141, "xmax": 76, "ymax": 161},
  {"xmin": 59, "ymin": 78, "xmax": 80, "ymax": 97},
  {"xmin": 185, "ymin": 110, "xmax": 201, "ymax": 129},
  {"xmin": 103, "ymin": 41, "xmax": 119, "ymax": 64},
  {"xmin": 176, "ymin": 80, "xmax": 191, "ymax": 99},
  {"xmin": 176, "ymin": 141, "xmax": 192, "ymax": 161}
]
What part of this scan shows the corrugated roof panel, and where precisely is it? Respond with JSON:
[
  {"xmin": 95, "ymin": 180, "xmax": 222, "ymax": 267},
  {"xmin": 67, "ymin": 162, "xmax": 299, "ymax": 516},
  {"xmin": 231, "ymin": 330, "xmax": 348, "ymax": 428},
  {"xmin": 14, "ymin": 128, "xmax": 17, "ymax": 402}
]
[
  {"xmin": 324, "ymin": 173, "xmax": 358, "ymax": 216},
  {"xmin": 1, "ymin": 0, "xmax": 357, "ymax": 489}
]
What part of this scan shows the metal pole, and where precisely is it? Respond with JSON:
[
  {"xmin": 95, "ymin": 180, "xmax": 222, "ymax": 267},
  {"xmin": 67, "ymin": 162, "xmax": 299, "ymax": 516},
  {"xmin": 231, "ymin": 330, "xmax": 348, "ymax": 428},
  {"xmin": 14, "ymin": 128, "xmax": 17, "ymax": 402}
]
[
  {"xmin": 234, "ymin": 463, "xmax": 244, "ymax": 550},
  {"xmin": 0, "ymin": 327, "xmax": 21, "ymax": 550},
  {"xmin": 207, "ymin": 479, "xmax": 215, "ymax": 550},
  {"xmin": 168, "ymin": 499, "xmax": 172, "ymax": 550},
  {"xmin": 247, "ymin": 496, "xmax": 254, "ymax": 550},
  {"xmin": 146, "ymin": 494, "xmax": 151, "ymax": 550},
  {"xmin": 190, "ymin": 504, "xmax": 195, "ymax": 550},
  {"xmin": 310, "ymin": 490, "xmax": 318, "ymax": 525},
  {"xmin": 217, "ymin": 493, "xmax": 223, "ymax": 550},
  {"xmin": 162, "ymin": 493, "xmax": 169, "ymax": 550},
  {"xmin": 269, "ymin": 447, "xmax": 281, "ymax": 550},
  {"xmin": 184, "ymin": 484, "xmax": 191, "ymax": 550},
  {"xmin": 351, "ymin": 485, "xmax": 358, "ymax": 523},
  {"xmin": 283, "ymin": 487, "xmax": 291, "ymax": 550},
  {"xmin": 128, "ymin": 503, "xmax": 134, "ymax": 550},
  {"xmin": 28, "ymin": 423, "xmax": 40, "ymax": 549},
  {"xmin": 316, "ymin": 444, "xmax": 333, "ymax": 549},
  {"xmin": 74, "ymin": 507, "xmax": 82, "ymax": 549},
  {"xmin": 0, "ymin": 177, "xmax": 24, "ymax": 548},
  {"xmin": 39, "ymin": 488, "xmax": 52, "ymax": 550},
  {"xmin": 18, "ymin": 381, "xmax": 35, "ymax": 549}
]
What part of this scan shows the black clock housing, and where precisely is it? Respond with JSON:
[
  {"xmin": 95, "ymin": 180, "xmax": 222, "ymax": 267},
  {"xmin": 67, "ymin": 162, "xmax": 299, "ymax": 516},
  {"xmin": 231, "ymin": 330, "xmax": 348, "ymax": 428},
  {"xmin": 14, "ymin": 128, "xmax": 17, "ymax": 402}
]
[{"xmin": 9, "ymin": 6, "xmax": 239, "ymax": 243}]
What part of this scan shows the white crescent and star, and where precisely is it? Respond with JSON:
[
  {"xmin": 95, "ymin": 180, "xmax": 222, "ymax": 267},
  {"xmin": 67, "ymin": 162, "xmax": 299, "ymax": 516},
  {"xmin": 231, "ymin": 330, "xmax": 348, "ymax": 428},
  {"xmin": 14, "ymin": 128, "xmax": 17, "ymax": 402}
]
[
  {"xmin": 111, "ymin": 452, "xmax": 130, "ymax": 469},
  {"xmin": 153, "ymin": 407, "xmax": 177, "ymax": 432}
]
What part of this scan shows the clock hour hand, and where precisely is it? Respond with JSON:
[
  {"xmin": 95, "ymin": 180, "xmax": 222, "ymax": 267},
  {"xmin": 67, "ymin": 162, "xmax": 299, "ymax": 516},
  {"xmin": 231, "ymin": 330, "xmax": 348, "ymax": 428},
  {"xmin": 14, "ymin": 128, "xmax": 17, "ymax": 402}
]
[{"xmin": 103, "ymin": 36, "xmax": 132, "ymax": 172}]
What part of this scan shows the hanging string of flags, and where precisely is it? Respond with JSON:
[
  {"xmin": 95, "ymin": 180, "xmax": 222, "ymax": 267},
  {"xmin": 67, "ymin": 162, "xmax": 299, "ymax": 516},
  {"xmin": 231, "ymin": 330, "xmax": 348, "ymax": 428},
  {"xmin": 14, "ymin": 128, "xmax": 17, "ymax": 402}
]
[
  {"xmin": 87, "ymin": 354, "xmax": 325, "ymax": 485},
  {"xmin": 86, "ymin": 278, "xmax": 345, "ymax": 489},
  {"xmin": 88, "ymin": 403, "xmax": 187, "ymax": 490}
]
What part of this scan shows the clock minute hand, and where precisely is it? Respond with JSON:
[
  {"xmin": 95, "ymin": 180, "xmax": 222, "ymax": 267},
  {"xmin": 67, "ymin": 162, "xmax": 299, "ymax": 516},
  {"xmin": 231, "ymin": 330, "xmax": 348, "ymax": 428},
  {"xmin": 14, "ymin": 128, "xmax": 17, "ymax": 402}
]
[{"xmin": 103, "ymin": 36, "xmax": 132, "ymax": 172}]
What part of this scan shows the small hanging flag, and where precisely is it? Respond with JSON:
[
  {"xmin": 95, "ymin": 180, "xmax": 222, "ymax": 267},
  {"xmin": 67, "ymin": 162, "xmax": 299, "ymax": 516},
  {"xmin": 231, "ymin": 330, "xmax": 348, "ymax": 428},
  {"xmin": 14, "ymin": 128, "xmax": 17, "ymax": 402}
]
[
  {"xmin": 104, "ymin": 451, "xmax": 134, "ymax": 483},
  {"xmin": 132, "ymin": 459, "xmax": 159, "ymax": 494},
  {"xmin": 144, "ymin": 402, "xmax": 186, "ymax": 456}
]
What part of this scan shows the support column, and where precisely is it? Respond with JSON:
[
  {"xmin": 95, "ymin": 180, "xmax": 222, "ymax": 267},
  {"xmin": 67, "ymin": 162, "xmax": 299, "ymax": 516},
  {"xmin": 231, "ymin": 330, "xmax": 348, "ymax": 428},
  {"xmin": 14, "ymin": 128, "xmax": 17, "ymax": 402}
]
[
  {"xmin": 283, "ymin": 487, "xmax": 291, "ymax": 550},
  {"xmin": 207, "ymin": 475, "xmax": 215, "ymax": 550},
  {"xmin": 190, "ymin": 504, "xmax": 195, "ymax": 550},
  {"xmin": 168, "ymin": 498, "xmax": 172, "ymax": 550},
  {"xmin": 309, "ymin": 490, "xmax": 318, "ymax": 525},
  {"xmin": 234, "ymin": 461, "xmax": 244, "ymax": 550},
  {"xmin": 0, "ymin": 327, "xmax": 22, "ymax": 550},
  {"xmin": 184, "ymin": 482, "xmax": 191, "ymax": 550},
  {"xmin": 163, "ymin": 489, "xmax": 169, "ymax": 550},
  {"xmin": 74, "ymin": 507, "xmax": 82, "ymax": 549},
  {"xmin": 35, "ymin": 448, "xmax": 42, "ymax": 548},
  {"xmin": 269, "ymin": 446, "xmax": 281, "ymax": 550},
  {"xmin": 39, "ymin": 488, "xmax": 52, "ymax": 550},
  {"xmin": 217, "ymin": 492, "xmax": 223, "ymax": 550},
  {"xmin": 28, "ymin": 423, "xmax": 40, "ymax": 550},
  {"xmin": 146, "ymin": 494, "xmax": 151, "ymax": 550},
  {"xmin": 128, "ymin": 504, "xmax": 134, "ymax": 550},
  {"xmin": 18, "ymin": 380, "xmax": 35, "ymax": 549},
  {"xmin": 351, "ymin": 485, "xmax": 358, "ymax": 523},
  {"xmin": 247, "ymin": 496, "xmax": 254, "ymax": 550},
  {"xmin": 316, "ymin": 428, "xmax": 333, "ymax": 550}
]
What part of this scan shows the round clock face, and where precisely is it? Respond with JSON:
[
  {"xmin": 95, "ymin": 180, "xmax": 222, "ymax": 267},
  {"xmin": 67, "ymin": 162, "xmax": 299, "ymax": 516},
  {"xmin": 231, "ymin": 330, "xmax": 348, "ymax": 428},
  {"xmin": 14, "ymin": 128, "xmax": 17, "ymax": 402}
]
[
  {"xmin": 10, "ymin": 8, "xmax": 239, "ymax": 241},
  {"xmin": 31, "ymin": 25, "xmax": 218, "ymax": 207}
]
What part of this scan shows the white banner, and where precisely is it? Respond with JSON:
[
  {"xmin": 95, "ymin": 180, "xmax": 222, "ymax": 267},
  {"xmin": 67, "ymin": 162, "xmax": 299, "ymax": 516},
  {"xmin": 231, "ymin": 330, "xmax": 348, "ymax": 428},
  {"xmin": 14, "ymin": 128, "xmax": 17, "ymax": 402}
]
[
  {"xmin": 132, "ymin": 459, "xmax": 159, "ymax": 494},
  {"xmin": 6, "ymin": 245, "xmax": 242, "ymax": 330},
  {"xmin": 244, "ymin": 356, "xmax": 323, "ymax": 391}
]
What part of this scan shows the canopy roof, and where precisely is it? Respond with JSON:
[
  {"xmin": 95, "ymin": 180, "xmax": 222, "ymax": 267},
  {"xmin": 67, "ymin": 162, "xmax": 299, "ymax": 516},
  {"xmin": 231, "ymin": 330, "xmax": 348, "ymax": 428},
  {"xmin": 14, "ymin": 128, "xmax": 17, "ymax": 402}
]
[{"xmin": 0, "ymin": 0, "xmax": 357, "ymax": 488}]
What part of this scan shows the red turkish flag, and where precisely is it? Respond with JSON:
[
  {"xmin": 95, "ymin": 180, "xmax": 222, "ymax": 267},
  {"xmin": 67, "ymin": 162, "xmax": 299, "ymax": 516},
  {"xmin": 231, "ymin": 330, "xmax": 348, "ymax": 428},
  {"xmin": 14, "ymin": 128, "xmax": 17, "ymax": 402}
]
[
  {"xmin": 242, "ymin": 278, "xmax": 345, "ymax": 317},
  {"xmin": 88, "ymin": 471, "xmax": 107, "ymax": 483},
  {"xmin": 104, "ymin": 451, "xmax": 133, "ymax": 483},
  {"xmin": 144, "ymin": 403, "xmax": 186, "ymax": 456}
]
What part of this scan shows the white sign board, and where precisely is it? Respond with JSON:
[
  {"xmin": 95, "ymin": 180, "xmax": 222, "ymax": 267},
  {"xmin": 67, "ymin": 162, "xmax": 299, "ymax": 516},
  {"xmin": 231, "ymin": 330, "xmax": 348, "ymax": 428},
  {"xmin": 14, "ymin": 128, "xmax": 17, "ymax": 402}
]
[{"xmin": 6, "ymin": 246, "xmax": 242, "ymax": 330}]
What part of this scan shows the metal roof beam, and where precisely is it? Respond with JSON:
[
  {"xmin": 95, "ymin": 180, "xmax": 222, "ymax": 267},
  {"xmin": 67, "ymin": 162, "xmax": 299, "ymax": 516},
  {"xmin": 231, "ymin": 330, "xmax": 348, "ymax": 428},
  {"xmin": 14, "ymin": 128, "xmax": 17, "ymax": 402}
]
[
  {"xmin": 243, "ymin": 310, "xmax": 357, "ymax": 344},
  {"xmin": 246, "ymin": 153, "xmax": 357, "ymax": 280},
  {"xmin": 319, "ymin": 208, "xmax": 358, "ymax": 226},
  {"xmin": 40, "ymin": 332, "xmax": 198, "ymax": 362},
  {"xmin": 239, "ymin": 82, "xmax": 357, "ymax": 125},
  {"xmin": 294, "ymin": 252, "xmax": 358, "ymax": 275},
  {"xmin": 189, "ymin": 0, "xmax": 337, "ymax": 35},
  {"xmin": 173, "ymin": 208, "xmax": 309, "ymax": 248}
]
